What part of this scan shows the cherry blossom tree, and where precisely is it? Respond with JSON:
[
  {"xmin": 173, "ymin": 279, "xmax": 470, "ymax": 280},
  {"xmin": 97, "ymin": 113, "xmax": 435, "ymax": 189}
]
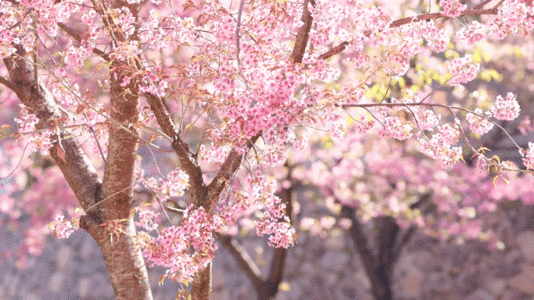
[
  {"xmin": 293, "ymin": 129, "xmax": 531, "ymax": 299},
  {"xmin": 1, "ymin": 0, "xmax": 534, "ymax": 299}
]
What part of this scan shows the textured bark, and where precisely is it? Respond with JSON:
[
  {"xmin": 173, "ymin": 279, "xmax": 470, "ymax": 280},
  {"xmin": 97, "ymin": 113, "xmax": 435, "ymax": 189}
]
[
  {"xmin": 89, "ymin": 56, "xmax": 153, "ymax": 298},
  {"xmin": 82, "ymin": 215, "xmax": 152, "ymax": 299},
  {"xmin": 191, "ymin": 263, "xmax": 212, "ymax": 300},
  {"xmin": 290, "ymin": 0, "xmax": 315, "ymax": 64},
  {"xmin": 3, "ymin": 46, "xmax": 102, "ymax": 210},
  {"xmin": 3, "ymin": 33, "xmax": 152, "ymax": 298},
  {"xmin": 75, "ymin": 1, "xmax": 154, "ymax": 298}
]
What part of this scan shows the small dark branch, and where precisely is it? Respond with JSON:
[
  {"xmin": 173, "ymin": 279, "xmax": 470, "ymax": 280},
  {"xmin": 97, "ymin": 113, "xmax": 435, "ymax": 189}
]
[
  {"xmin": 389, "ymin": 3, "xmax": 502, "ymax": 28},
  {"xmin": 409, "ymin": 192, "xmax": 432, "ymax": 210},
  {"xmin": 0, "ymin": 76, "xmax": 19, "ymax": 93},
  {"xmin": 290, "ymin": 0, "xmax": 315, "ymax": 63},
  {"xmin": 206, "ymin": 133, "xmax": 261, "ymax": 211},
  {"xmin": 58, "ymin": 23, "xmax": 110, "ymax": 61},
  {"xmin": 318, "ymin": 41, "xmax": 350, "ymax": 61},
  {"xmin": 217, "ymin": 234, "xmax": 264, "ymax": 292},
  {"xmin": 144, "ymin": 92, "xmax": 206, "ymax": 203}
]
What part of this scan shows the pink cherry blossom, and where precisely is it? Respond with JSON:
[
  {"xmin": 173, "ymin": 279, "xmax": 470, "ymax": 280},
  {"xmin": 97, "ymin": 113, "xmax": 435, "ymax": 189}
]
[
  {"xmin": 491, "ymin": 92, "xmax": 520, "ymax": 121},
  {"xmin": 441, "ymin": 0, "xmax": 467, "ymax": 18},
  {"xmin": 466, "ymin": 108, "xmax": 494, "ymax": 135},
  {"xmin": 447, "ymin": 55, "xmax": 480, "ymax": 86}
]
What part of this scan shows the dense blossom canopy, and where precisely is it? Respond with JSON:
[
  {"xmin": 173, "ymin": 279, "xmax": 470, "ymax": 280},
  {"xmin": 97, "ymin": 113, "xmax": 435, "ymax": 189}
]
[{"xmin": 1, "ymin": 0, "xmax": 534, "ymax": 293}]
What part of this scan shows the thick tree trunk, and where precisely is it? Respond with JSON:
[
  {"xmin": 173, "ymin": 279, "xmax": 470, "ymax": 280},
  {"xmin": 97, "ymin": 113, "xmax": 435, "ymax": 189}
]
[
  {"xmin": 82, "ymin": 216, "xmax": 153, "ymax": 299},
  {"xmin": 369, "ymin": 262, "xmax": 393, "ymax": 300},
  {"xmin": 192, "ymin": 263, "xmax": 212, "ymax": 300},
  {"xmin": 3, "ymin": 40, "xmax": 153, "ymax": 298}
]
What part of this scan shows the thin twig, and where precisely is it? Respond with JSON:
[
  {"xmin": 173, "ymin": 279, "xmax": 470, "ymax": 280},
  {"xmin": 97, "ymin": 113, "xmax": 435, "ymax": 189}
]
[{"xmin": 235, "ymin": 0, "xmax": 245, "ymax": 67}]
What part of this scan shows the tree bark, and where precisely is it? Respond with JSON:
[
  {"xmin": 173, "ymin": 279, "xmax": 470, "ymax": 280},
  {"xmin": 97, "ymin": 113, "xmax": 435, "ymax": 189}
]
[
  {"xmin": 191, "ymin": 263, "xmax": 212, "ymax": 300},
  {"xmin": 3, "ymin": 40, "xmax": 153, "ymax": 298},
  {"xmin": 82, "ymin": 215, "xmax": 152, "ymax": 299}
]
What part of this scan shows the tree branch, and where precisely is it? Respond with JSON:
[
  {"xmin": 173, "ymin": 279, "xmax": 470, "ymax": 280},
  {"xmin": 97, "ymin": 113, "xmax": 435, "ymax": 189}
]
[
  {"xmin": 317, "ymin": 1, "xmax": 504, "ymax": 60},
  {"xmin": 58, "ymin": 23, "xmax": 110, "ymax": 61},
  {"xmin": 205, "ymin": 133, "xmax": 260, "ymax": 211},
  {"xmin": 3, "ymin": 44, "xmax": 102, "ymax": 212},
  {"xmin": 144, "ymin": 92, "xmax": 206, "ymax": 203},
  {"xmin": 318, "ymin": 41, "xmax": 350, "ymax": 61},
  {"xmin": 217, "ymin": 233, "xmax": 264, "ymax": 291},
  {"xmin": 290, "ymin": 0, "xmax": 315, "ymax": 64},
  {"xmin": 388, "ymin": 5, "xmax": 501, "ymax": 28},
  {"xmin": 0, "ymin": 76, "xmax": 20, "ymax": 93}
]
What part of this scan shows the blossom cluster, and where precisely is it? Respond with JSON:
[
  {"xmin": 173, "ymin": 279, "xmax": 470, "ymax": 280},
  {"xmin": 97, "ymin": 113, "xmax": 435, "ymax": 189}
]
[
  {"xmin": 491, "ymin": 92, "xmax": 520, "ymax": 121},
  {"xmin": 522, "ymin": 142, "xmax": 534, "ymax": 170},
  {"xmin": 135, "ymin": 209, "xmax": 159, "ymax": 232},
  {"xmin": 143, "ymin": 169, "xmax": 189, "ymax": 202},
  {"xmin": 413, "ymin": 108, "xmax": 440, "ymax": 131},
  {"xmin": 441, "ymin": 0, "xmax": 467, "ymax": 18},
  {"xmin": 14, "ymin": 104, "xmax": 55, "ymax": 155},
  {"xmin": 379, "ymin": 117, "xmax": 413, "ymax": 140},
  {"xmin": 447, "ymin": 55, "xmax": 480, "ymax": 86},
  {"xmin": 198, "ymin": 144, "xmax": 232, "ymax": 165},
  {"xmin": 466, "ymin": 108, "xmax": 494, "ymax": 136},
  {"xmin": 140, "ymin": 206, "xmax": 225, "ymax": 283},
  {"xmin": 420, "ymin": 124, "xmax": 463, "ymax": 167},
  {"xmin": 48, "ymin": 215, "xmax": 76, "ymax": 239},
  {"xmin": 489, "ymin": 0, "xmax": 534, "ymax": 39},
  {"xmin": 14, "ymin": 104, "xmax": 38, "ymax": 133},
  {"xmin": 456, "ymin": 21, "xmax": 485, "ymax": 46}
]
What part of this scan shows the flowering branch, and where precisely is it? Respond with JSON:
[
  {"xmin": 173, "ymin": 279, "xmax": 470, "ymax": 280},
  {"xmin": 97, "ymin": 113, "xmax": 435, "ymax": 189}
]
[
  {"xmin": 3, "ymin": 44, "xmax": 102, "ymax": 210},
  {"xmin": 57, "ymin": 23, "xmax": 110, "ymax": 61},
  {"xmin": 388, "ymin": 3, "xmax": 502, "ymax": 28},
  {"xmin": 317, "ymin": 0, "xmax": 505, "ymax": 60},
  {"xmin": 290, "ymin": 0, "xmax": 316, "ymax": 63}
]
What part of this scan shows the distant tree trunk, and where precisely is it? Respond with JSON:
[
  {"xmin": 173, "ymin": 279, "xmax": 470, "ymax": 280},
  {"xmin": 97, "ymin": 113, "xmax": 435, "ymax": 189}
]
[{"xmin": 341, "ymin": 205, "xmax": 415, "ymax": 300}]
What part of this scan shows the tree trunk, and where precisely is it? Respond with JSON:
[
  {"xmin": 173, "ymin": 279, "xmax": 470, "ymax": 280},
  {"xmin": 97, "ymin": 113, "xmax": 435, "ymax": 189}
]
[
  {"xmin": 342, "ymin": 206, "xmax": 396, "ymax": 300},
  {"xmin": 191, "ymin": 263, "xmax": 212, "ymax": 300},
  {"xmin": 82, "ymin": 216, "xmax": 153, "ymax": 299},
  {"xmin": 3, "ymin": 41, "xmax": 154, "ymax": 299}
]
